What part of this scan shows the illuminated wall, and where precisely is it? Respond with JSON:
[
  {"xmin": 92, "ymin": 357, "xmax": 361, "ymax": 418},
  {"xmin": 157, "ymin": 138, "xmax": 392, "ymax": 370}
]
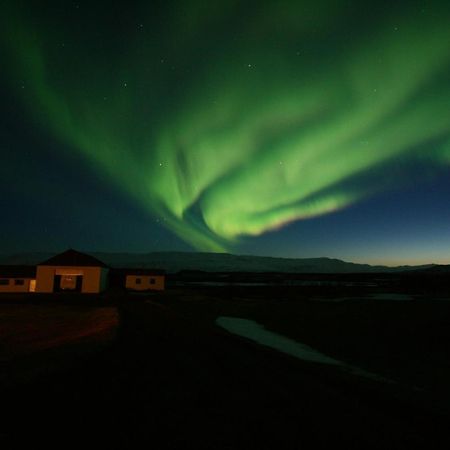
[
  {"xmin": 35, "ymin": 266, "xmax": 109, "ymax": 293},
  {"xmin": 125, "ymin": 275, "xmax": 165, "ymax": 291},
  {"xmin": 0, "ymin": 278, "xmax": 35, "ymax": 293}
]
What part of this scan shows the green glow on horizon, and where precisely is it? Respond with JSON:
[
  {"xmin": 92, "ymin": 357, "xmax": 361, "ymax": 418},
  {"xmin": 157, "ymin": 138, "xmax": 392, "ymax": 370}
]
[{"xmin": 2, "ymin": 1, "xmax": 450, "ymax": 251}]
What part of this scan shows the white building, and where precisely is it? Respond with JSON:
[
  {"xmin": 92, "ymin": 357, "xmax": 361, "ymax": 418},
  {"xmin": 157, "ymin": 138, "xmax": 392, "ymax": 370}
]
[
  {"xmin": 0, "ymin": 266, "xmax": 36, "ymax": 293},
  {"xmin": 35, "ymin": 249, "xmax": 109, "ymax": 294}
]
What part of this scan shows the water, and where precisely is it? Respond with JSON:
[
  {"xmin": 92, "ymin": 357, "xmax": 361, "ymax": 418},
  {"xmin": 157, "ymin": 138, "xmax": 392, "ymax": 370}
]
[{"xmin": 216, "ymin": 316, "xmax": 394, "ymax": 383}]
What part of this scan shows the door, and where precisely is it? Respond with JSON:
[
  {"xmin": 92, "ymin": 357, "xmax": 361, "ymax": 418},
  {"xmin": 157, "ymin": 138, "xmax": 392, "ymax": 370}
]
[{"xmin": 56, "ymin": 275, "xmax": 83, "ymax": 292}]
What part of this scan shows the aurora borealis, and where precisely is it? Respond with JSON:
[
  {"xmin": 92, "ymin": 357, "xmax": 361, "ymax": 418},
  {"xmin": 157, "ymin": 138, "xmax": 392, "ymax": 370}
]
[{"xmin": 1, "ymin": 0, "xmax": 450, "ymax": 263}]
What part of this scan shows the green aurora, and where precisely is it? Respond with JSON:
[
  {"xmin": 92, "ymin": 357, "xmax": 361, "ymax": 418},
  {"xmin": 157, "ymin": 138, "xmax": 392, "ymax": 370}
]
[{"xmin": 2, "ymin": 1, "xmax": 450, "ymax": 251}]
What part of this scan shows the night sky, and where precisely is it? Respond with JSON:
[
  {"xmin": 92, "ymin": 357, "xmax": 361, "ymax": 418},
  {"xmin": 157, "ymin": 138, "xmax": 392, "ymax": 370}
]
[{"xmin": 1, "ymin": 0, "xmax": 449, "ymax": 265}]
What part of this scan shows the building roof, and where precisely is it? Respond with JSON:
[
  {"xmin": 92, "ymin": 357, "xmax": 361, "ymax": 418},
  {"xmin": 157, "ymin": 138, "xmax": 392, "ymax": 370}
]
[
  {"xmin": 0, "ymin": 265, "xmax": 37, "ymax": 278},
  {"xmin": 38, "ymin": 249, "xmax": 109, "ymax": 268}
]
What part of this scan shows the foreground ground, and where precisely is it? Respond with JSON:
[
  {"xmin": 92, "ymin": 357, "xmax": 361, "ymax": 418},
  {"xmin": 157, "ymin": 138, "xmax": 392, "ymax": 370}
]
[
  {"xmin": 1, "ymin": 288, "xmax": 450, "ymax": 448},
  {"xmin": 0, "ymin": 303, "xmax": 118, "ymax": 387}
]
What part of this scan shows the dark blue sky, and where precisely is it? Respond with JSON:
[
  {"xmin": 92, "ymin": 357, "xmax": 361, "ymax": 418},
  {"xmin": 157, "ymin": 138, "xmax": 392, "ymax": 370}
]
[{"xmin": 1, "ymin": 0, "xmax": 449, "ymax": 265}]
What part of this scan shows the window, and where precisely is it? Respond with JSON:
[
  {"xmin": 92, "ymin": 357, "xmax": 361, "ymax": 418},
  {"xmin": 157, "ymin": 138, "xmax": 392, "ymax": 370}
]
[
  {"xmin": 150, "ymin": 278, "xmax": 156, "ymax": 285},
  {"xmin": 15, "ymin": 279, "xmax": 25, "ymax": 286},
  {"xmin": 0, "ymin": 279, "xmax": 9, "ymax": 285},
  {"xmin": 135, "ymin": 277, "xmax": 142, "ymax": 285}
]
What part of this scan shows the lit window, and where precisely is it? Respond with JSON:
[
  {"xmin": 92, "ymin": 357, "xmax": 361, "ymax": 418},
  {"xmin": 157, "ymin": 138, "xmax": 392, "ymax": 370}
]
[
  {"xmin": 0, "ymin": 279, "xmax": 9, "ymax": 285},
  {"xmin": 15, "ymin": 279, "xmax": 25, "ymax": 286},
  {"xmin": 135, "ymin": 277, "xmax": 142, "ymax": 284}
]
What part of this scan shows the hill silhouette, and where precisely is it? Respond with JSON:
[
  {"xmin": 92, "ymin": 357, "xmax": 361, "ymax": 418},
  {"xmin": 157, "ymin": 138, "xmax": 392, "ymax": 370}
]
[{"xmin": 0, "ymin": 251, "xmax": 435, "ymax": 274}]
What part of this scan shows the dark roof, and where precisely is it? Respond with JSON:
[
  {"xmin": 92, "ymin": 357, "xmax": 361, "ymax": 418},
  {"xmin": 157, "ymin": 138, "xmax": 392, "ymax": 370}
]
[
  {"xmin": 39, "ymin": 249, "xmax": 108, "ymax": 268},
  {"xmin": 0, "ymin": 265, "xmax": 36, "ymax": 278},
  {"xmin": 113, "ymin": 268, "xmax": 165, "ymax": 276}
]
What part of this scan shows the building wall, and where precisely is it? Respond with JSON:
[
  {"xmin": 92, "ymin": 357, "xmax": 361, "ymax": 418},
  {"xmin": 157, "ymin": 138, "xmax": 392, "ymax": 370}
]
[
  {"xmin": 35, "ymin": 266, "xmax": 55, "ymax": 293},
  {"xmin": 81, "ymin": 267, "xmax": 104, "ymax": 293},
  {"xmin": 0, "ymin": 278, "xmax": 35, "ymax": 293},
  {"xmin": 36, "ymin": 266, "xmax": 107, "ymax": 293},
  {"xmin": 126, "ymin": 275, "xmax": 165, "ymax": 291}
]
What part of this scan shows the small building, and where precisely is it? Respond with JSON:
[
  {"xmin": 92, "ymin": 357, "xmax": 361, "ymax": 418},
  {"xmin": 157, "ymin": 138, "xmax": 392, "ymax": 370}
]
[
  {"xmin": 0, "ymin": 265, "xmax": 36, "ymax": 293},
  {"xmin": 35, "ymin": 249, "xmax": 109, "ymax": 294},
  {"xmin": 124, "ymin": 269, "xmax": 165, "ymax": 291}
]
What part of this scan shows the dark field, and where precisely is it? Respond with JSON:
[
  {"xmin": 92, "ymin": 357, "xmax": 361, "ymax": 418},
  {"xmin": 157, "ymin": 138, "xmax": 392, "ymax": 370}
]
[
  {"xmin": 165, "ymin": 286, "xmax": 450, "ymax": 411},
  {"xmin": 0, "ymin": 303, "xmax": 118, "ymax": 387},
  {"xmin": 1, "ymin": 286, "xmax": 450, "ymax": 449}
]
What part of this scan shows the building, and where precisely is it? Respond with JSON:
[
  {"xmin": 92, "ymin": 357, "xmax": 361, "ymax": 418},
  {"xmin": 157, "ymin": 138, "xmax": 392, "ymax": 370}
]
[
  {"xmin": 124, "ymin": 269, "xmax": 165, "ymax": 291},
  {"xmin": 35, "ymin": 249, "xmax": 109, "ymax": 293},
  {"xmin": 0, "ymin": 249, "xmax": 166, "ymax": 294},
  {"xmin": 0, "ymin": 265, "xmax": 36, "ymax": 293}
]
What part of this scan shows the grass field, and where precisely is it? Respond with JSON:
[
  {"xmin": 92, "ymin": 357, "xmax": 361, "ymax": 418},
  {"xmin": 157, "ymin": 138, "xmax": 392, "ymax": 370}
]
[
  {"xmin": 163, "ymin": 286, "xmax": 450, "ymax": 411},
  {"xmin": 1, "ymin": 287, "xmax": 450, "ymax": 448}
]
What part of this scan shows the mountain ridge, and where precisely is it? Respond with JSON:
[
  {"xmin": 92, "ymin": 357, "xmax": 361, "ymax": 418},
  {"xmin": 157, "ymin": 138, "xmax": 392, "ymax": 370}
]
[{"xmin": 0, "ymin": 251, "xmax": 437, "ymax": 274}]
